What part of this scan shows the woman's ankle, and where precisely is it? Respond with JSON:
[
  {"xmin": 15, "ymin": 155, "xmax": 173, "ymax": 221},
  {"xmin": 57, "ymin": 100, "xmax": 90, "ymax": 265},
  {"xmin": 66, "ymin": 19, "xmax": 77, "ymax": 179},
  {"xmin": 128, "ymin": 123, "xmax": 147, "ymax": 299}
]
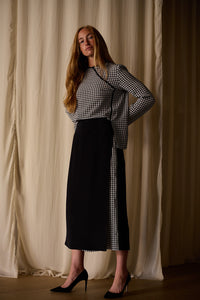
[
  {"xmin": 114, "ymin": 268, "xmax": 128, "ymax": 278},
  {"xmin": 69, "ymin": 265, "xmax": 84, "ymax": 275}
]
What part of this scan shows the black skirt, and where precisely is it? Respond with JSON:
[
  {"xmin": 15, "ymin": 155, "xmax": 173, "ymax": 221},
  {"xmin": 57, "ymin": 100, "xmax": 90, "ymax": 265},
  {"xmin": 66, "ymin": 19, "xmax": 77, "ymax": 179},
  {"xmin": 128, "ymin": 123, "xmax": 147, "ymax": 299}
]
[{"xmin": 65, "ymin": 118, "xmax": 129, "ymax": 251}]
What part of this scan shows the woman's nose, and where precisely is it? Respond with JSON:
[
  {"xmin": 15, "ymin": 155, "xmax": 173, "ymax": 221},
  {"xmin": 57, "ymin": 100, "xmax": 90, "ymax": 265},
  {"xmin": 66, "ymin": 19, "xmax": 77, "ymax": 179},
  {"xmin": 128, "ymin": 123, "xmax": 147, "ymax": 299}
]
[{"xmin": 85, "ymin": 38, "xmax": 90, "ymax": 45}]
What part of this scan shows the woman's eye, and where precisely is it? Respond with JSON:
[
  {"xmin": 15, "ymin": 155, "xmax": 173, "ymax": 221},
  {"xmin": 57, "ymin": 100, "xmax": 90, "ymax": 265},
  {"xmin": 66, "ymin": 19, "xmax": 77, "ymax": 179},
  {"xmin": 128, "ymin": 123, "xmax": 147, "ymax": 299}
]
[
  {"xmin": 88, "ymin": 35, "xmax": 93, "ymax": 39},
  {"xmin": 79, "ymin": 40, "xmax": 84, "ymax": 44}
]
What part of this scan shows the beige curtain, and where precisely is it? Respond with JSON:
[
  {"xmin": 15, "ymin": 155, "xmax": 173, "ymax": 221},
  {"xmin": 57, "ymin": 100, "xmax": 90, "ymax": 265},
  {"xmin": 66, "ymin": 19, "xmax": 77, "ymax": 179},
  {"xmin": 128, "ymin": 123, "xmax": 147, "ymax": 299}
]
[{"xmin": 0, "ymin": 0, "xmax": 163, "ymax": 279}]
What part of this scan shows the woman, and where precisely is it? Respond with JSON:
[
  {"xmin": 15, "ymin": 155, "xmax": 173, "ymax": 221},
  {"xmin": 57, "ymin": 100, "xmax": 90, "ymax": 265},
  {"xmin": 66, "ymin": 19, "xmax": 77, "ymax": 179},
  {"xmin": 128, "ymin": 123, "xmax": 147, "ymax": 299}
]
[{"xmin": 51, "ymin": 25, "xmax": 155, "ymax": 298}]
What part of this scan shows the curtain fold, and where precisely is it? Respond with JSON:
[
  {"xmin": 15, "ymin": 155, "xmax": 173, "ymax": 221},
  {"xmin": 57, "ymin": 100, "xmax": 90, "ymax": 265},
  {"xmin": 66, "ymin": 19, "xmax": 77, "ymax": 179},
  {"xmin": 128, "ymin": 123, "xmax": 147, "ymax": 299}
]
[
  {"xmin": 1, "ymin": 0, "xmax": 164, "ymax": 279},
  {"xmin": 0, "ymin": 0, "xmax": 18, "ymax": 277},
  {"xmin": 161, "ymin": 0, "xmax": 200, "ymax": 266}
]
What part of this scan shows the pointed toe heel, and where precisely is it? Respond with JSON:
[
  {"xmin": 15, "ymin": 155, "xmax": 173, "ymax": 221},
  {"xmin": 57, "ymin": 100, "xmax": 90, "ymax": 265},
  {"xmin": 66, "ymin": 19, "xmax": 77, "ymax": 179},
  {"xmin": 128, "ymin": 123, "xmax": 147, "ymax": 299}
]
[
  {"xmin": 50, "ymin": 269, "xmax": 88, "ymax": 293},
  {"xmin": 104, "ymin": 272, "xmax": 131, "ymax": 299}
]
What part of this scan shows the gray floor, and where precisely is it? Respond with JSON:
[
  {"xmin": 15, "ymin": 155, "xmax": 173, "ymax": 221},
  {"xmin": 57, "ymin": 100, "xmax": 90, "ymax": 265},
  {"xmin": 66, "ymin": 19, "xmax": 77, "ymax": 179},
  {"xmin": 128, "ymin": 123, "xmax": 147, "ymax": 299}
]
[{"xmin": 0, "ymin": 264, "xmax": 200, "ymax": 300}]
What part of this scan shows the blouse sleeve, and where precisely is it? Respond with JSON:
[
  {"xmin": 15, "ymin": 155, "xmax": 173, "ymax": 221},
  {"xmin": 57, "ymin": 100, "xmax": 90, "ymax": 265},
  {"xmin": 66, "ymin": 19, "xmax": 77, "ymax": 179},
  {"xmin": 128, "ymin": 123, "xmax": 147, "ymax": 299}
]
[
  {"xmin": 65, "ymin": 108, "xmax": 77, "ymax": 130},
  {"xmin": 117, "ymin": 64, "xmax": 155, "ymax": 125}
]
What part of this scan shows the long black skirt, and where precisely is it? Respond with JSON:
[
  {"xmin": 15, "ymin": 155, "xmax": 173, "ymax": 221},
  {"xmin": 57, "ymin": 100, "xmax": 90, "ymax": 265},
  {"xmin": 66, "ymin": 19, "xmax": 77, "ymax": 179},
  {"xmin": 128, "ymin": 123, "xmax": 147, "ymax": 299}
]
[{"xmin": 65, "ymin": 117, "xmax": 129, "ymax": 251}]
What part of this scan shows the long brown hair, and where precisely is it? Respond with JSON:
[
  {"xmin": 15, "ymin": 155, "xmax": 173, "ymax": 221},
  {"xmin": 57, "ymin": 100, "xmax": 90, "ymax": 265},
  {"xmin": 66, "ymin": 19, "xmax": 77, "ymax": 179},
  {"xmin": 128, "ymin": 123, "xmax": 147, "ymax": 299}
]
[{"xmin": 63, "ymin": 25, "xmax": 115, "ymax": 113}]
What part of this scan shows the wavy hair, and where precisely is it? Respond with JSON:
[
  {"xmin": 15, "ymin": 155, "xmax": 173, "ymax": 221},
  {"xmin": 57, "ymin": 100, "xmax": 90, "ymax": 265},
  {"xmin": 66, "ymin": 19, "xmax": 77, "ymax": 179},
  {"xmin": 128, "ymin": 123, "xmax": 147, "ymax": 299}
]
[{"xmin": 63, "ymin": 25, "xmax": 115, "ymax": 113}]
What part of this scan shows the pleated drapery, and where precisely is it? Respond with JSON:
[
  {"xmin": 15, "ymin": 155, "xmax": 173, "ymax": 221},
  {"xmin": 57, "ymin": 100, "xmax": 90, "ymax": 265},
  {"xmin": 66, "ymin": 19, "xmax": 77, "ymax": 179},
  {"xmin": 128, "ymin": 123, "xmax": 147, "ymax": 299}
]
[
  {"xmin": 161, "ymin": 0, "xmax": 200, "ymax": 266},
  {"xmin": 0, "ymin": 0, "xmax": 163, "ymax": 279},
  {"xmin": 2, "ymin": 0, "xmax": 198, "ymax": 281}
]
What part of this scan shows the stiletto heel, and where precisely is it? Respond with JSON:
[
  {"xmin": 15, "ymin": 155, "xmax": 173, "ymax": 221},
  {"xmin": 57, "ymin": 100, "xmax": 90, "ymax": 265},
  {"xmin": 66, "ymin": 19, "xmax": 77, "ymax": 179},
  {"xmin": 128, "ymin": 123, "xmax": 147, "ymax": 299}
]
[
  {"xmin": 85, "ymin": 278, "xmax": 88, "ymax": 292},
  {"xmin": 104, "ymin": 272, "xmax": 131, "ymax": 299},
  {"xmin": 50, "ymin": 269, "xmax": 88, "ymax": 293}
]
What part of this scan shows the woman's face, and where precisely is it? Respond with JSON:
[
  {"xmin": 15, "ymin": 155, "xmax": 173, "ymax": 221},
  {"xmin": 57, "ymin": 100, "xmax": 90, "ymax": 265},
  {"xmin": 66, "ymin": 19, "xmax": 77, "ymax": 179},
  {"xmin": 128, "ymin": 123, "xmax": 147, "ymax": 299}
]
[{"xmin": 78, "ymin": 28, "xmax": 94, "ymax": 57}]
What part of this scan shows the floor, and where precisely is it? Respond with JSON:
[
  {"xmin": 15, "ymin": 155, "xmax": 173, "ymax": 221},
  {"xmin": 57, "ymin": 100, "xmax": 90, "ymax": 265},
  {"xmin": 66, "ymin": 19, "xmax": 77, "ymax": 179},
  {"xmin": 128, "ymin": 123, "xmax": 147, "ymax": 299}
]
[{"xmin": 0, "ymin": 264, "xmax": 200, "ymax": 300}]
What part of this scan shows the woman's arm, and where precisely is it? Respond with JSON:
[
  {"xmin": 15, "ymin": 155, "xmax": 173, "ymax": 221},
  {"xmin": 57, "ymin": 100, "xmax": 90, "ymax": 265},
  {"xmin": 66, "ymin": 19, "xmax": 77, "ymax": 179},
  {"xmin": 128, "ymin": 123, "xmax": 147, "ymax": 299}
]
[{"xmin": 117, "ymin": 64, "xmax": 155, "ymax": 125}]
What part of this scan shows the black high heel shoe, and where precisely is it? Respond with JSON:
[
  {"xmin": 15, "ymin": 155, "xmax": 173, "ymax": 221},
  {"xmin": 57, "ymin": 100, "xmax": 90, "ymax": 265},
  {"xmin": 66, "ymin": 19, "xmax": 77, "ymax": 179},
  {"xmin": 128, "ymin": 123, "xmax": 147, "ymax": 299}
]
[
  {"xmin": 50, "ymin": 269, "xmax": 88, "ymax": 293},
  {"xmin": 104, "ymin": 272, "xmax": 131, "ymax": 298}
]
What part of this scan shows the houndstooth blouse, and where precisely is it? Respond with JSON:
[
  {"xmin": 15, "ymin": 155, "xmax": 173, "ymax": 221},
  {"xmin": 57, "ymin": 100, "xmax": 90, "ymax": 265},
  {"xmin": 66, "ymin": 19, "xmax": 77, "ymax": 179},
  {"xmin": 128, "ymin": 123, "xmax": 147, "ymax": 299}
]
[{"xmin": 65, "ymin": 62, "xmax": 155, "ymax": 149}]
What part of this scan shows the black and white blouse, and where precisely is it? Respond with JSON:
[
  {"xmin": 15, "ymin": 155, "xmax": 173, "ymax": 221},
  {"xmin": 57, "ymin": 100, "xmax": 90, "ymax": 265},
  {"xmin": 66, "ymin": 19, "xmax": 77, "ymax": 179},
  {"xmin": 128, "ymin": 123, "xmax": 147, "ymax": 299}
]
[
  {"xmin": 65, "ymin": 62, "xmax": 155, "ymax": 149},
  {"xmin": 65, "ymin": 62, "xmax": 155, "ymax": 250}
]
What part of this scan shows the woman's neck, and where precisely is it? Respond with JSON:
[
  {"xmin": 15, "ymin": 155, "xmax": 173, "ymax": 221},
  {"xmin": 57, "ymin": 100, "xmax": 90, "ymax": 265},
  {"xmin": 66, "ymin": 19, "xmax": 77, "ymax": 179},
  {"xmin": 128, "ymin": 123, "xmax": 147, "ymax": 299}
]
[{"xmin": 88, "ymin": 56, "xmax": 95, "ymax": 67}]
